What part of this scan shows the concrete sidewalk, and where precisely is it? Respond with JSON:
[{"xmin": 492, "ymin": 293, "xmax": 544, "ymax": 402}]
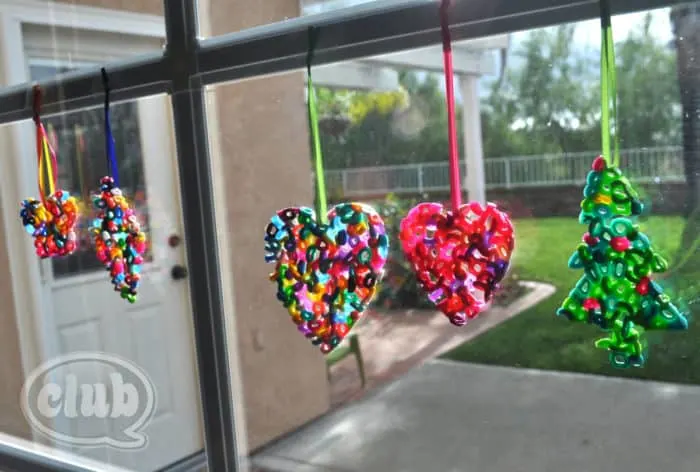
[
  {"xmin": 254, "ymin": 360, "xmax": 700, "ymax": 472},
  {"xmin": 330, "ymin": 281, "xmax": 556, "ymax": 407}
]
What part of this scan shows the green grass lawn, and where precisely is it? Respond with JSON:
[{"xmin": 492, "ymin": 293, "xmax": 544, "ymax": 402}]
[{"xmin": 442, "ymin": 216, "xmax": 700, "ymax": 385}]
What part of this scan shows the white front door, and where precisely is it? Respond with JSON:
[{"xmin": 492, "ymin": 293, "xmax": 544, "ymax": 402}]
[{"xmin": 19, "ymin": 34, "xmax": 204, "ymax": 471}]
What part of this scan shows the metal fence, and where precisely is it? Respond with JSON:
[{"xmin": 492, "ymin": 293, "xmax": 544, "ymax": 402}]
[{"xmin": 325, "ymin": 146, "xmax": 687, "ymax": 197}]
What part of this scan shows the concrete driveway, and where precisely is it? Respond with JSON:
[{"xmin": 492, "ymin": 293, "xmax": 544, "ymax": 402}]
[{"xmin": 253, "ymin": 360, "xmax": 700, "ymax": 472}]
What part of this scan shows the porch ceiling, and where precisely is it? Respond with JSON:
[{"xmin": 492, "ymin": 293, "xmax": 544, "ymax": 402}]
[
  {"xmin": 308, "ymin": 34, "xmax": 508, "ymax": 89},
  {"xmin": 309, "ymin": 62, "xmax": 400, "ymax": 90},
  {"xmin": 302, "ymin": 0, "xmax": 508, "ymax": 90}
]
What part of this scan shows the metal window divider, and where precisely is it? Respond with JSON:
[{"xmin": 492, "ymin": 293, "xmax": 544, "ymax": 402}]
[{"xmin": 164, "ymin": 0, "xmax": 239, "ymax": 471}]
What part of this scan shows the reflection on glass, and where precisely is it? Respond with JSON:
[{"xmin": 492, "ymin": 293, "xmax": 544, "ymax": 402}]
[
  {"xmin": 301, "ymin": 0, "xmax": 382, "ymax": 15},
  {"xmin": 6, "ymin": 95, "xmax": 203, "ymax": 471}
]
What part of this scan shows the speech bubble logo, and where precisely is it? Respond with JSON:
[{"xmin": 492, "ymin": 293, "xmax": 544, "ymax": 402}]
[{"xmin": 20, "ymin": 351, "xmax": 157, "ymax": 450}]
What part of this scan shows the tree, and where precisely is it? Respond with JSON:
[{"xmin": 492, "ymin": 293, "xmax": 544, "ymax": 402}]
[
  {"xmin": 481, "ymin": 21, "xmax": 680, "ymax": 158},
  {"xmin": 617, "ymin": 13, "xmax": 681, "ymax": 149},
  {"xmin": 320, "ymin": 71, "xmax": 459, "ymax": 168},
  {"xmin": 482, "ymin": 25, "xmax": 600, "ymax": 157},
  {"xmin": 671, "ymin": 5, "xmax": 700, "ymax": 225},
  {"xmin": 668, "ymin": 5, "xmax": 700, "ymax": 307},
  {"xmin": 321, "ymin": 19, "xmax": 681, "ymax": 169}
]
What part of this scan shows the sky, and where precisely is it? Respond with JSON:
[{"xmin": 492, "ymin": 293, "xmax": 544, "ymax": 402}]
[
  {"xmin": 302, "ymin": 0, "xmax": 674, "ymax": 47},
  {"xmin": 499, "ymin": 8, "xmax": 673, "ymax": 76},
  {"xmin": 477, "ymin": 8, "xmax": 674, "ymax": 100},
  {"xmin": 301, "ymin": 1, "xmax": 676, "ymax": 101},
  {"xmin": 569, "ymin": 8, "xmax": 673, "ymax": 47}
]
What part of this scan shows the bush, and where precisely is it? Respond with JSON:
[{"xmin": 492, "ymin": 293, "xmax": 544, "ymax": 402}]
[{"xmin": 373, "ymin": 194, "xmax": 435, "ymax": 310}]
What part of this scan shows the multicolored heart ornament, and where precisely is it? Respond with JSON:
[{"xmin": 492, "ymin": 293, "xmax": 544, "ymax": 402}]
[
  {"xmin": 399, "ymin": 201, "xmax": 515, "ymax": 326},
  {"xmin": 264, "ymin": 202, "xmax": 389, "ymax": 354},
  {"xmin": 20, "ymin": 190, "xmax": 79, "ymax": 259},
  {"xmin": 90, "ymin": 176, "xmax": 147, "ymax": 303}
]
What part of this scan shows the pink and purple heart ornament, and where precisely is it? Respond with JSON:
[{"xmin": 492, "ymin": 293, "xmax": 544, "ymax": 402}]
[{"xmin": 399, "ymin": 201, "xmax": 515, "ymax": 326}]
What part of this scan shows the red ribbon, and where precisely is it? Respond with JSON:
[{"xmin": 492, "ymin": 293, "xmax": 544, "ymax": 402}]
[{"xmin": 440, "ymin": 0, "xmax": 461, "ymax": 210}]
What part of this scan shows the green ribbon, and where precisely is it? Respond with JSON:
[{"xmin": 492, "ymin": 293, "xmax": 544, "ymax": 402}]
[
  {"xmin": 600, "ymin": 0, "xmax": 620, "ymax": 168},
  {"xmin": 307, "ymin": 27, "xmax": 328, "ymax": 224}
]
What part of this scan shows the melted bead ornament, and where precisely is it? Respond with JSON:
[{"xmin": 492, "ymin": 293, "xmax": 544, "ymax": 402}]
[
  {"xmin": 20, "ymin": 191, "xmax": 79, "ymax": 258},
  {"xmin": 400, "ymin": 201, "xmax": 515, "ymax": 326},
  {"xmin": 396, "ymin": 1, "xmax": 516, "ymax": 326},
  {"xmin": 91, "ymin": 176, "xmax": 147, "ymax": 303},
  {"xmin": 264, "ymin": 203, "xmax": 389, "ymax": 354},
  {"xmin": 20, "ymin": 92, "xmax": 79, "ymax": 260},
  {"xmin": 557, "ymin": 157, "xmax": 688, "ymax": 367}
]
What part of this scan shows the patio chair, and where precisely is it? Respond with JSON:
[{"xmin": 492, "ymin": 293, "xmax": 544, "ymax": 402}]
[{"xmin": 325, "ymin": 334, "xmax": 367, "ymax": 388}]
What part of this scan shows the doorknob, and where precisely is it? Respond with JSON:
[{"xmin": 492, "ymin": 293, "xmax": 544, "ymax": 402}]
[{"xmin": 171, "ymin": 265, "xmax": 188, "ymax": 280}]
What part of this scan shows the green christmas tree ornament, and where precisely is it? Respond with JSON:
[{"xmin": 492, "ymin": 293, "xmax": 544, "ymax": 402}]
[
  {"xmin": 557, "ymin": 156, "xmax": 688, "ymax": 368},
  {"xmin": 556, "ymin": 0, "xmax": 687, "ymax": 368}
]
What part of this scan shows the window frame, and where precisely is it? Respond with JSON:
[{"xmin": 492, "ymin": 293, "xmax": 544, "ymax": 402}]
[{"xmin": 0, "ymin": 0, "xmax": 689, "ymax": 471}]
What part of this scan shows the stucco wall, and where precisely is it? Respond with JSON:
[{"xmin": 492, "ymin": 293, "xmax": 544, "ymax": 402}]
[
  {"xmin": 0, "ymin": 193, "xmax": 30, "ymax": 440},
  {"xmin": 202, "ymin": 0, "xmax": 331, "ymax": 452},
  {"xmin": 0, "ymin": 10, "xmax": 32, "ymax": 441}
]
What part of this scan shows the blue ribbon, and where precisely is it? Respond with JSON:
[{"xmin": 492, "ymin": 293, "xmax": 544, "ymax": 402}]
[{"xmin": 102, "ymin": 68, "xmax": 120, "ymax": 187}]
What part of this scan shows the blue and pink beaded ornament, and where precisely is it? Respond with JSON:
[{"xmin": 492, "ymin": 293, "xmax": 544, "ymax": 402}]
[
  {"xmin": 89, "ymin": 69, "xmax": 147, "ymax": 303},
  {"xmin": 91, "ymin": 176, "xmax": 147, "ymax": 303}
]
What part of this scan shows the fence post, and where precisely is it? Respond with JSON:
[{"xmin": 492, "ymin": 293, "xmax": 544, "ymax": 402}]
[
  {"xmin": 418, "ymin": 165, "xmax": 424, "ymax": 194},
  {"xmin": 504, "ymin": 159, "xmax": 511, "ymax": 189},
  {"xmin": 341, "ymin": 170, "xmax": 348, "ymax": 197}
]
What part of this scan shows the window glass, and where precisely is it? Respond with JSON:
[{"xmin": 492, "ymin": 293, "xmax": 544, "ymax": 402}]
[
  {"xmin": 205, "ymin": 3, "xmax": 700, "ymax": 471},
  {"xmin": 17, "ymin": 18, "xmax": 163, "ymax": 82},
  {"xmin": 0, "ymin": 96, "xmax": 203, "ymax": 471},
  {"xmin": 301, "ymin": 0, "xmax": 384, "ymax": 15},
  {"xmin": 0, "ymin": 0, "xmax": 697, "ymax": 471}
]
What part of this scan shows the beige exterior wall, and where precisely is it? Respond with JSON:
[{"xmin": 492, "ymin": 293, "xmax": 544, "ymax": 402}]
[
  {"xmin": 203, "ymin": 0, "xmax": 331, "ymax": 452},
  {"xmin": 0, "ymin": 196, "xmax": 30, "ymax": 440},
  {"xmin": 0, "ymin": 1, "xmax": 31, "ymax": 439}
]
